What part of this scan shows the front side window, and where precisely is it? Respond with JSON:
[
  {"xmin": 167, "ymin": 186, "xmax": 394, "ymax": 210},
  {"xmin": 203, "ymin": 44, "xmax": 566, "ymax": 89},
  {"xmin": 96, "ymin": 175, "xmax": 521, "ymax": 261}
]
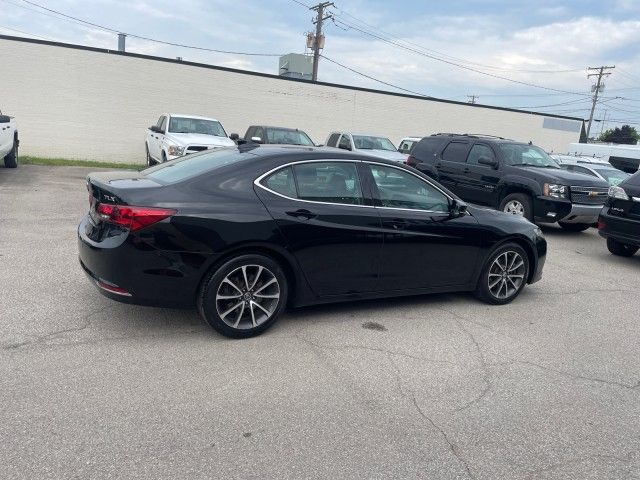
[
  {"xmin": 265, "ymin": 128, "xmax": 314, "ymax": 146},
  {"xmin": 168, "ymin": 117, "xmax": 226, "ymax": 137},
  {"xmin": 293, "ymin": 162, "xmax": 364, "ymax": 205},
  {"xmin": 467, "ymin": 144, "xmax": 495, "ymax": 165},
  {"xmin": 327, "ymin": 133, "xmax": 340, "ymax": 147},
  {"xmin": 353, "ymin": 135, "xmax": 396, "ymax": 152},
  {"xmin": 339, "ymin": 135, "xmax": 352, "ymax": 150},
  {"xmin": 398, "ymin": 140, "xmax": 416, "ymax": 154},
  {"xmin": 369, "ymin": 164, "xmax": 449, "ymax": 212},
  {"xmin": 159, "ymin": 116, "xmax": 167, "ymax": 132},
  {"xmin": 441, "ymin": 141, "xmax": 469, "ymax": 162},
  {"xmin": 499, "ymin": 144, "xmax": 560, "ymax": 168}
]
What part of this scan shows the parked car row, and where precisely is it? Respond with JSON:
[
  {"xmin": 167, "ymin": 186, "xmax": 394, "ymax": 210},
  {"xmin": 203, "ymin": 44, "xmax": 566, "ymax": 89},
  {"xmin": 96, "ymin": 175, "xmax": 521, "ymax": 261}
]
[{"xmin": 144, "ymin": 113, "xmax": 408, "ymax": 166}]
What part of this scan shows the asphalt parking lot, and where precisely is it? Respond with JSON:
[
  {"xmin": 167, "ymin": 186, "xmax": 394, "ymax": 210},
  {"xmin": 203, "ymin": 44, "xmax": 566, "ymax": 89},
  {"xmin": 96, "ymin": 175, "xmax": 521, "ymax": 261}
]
[{"xmin": 1, "ymin": 164, "xmax": 639, "ymax": 479}]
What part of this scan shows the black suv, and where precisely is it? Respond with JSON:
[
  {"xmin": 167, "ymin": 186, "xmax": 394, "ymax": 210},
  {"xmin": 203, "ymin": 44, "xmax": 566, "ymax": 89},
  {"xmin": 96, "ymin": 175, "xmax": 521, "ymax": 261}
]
[
  {"xmin": 407, "ymin": 134, "xmax": 610, "ymax": 231},
  {"xmin": 598, "ymin": 171, "xmax": 640, "ymax": 257}
]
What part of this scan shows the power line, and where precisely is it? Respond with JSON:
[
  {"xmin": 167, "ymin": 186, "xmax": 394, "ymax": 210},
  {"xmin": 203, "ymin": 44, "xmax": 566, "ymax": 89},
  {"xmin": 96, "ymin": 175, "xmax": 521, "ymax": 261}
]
[
  {"xmin": 330, "ymin": 6, "xmax": 583, "ymax": 74},
  {"xmin": 13, "ymin": 0, "xmax": 284, "ymax": 56},
  {"xmin": 320, "ymin": 54, "xmax": 433, "ymax": 98},
  {"xmin": 330, "ymin": 17, "xmax": 585, "ymax": 95}
]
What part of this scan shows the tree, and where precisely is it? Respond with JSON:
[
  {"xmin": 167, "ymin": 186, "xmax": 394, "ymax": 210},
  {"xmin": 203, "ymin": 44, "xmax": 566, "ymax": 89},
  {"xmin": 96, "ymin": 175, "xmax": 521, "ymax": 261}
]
[{"xmin": 597, "ymin": 125, "xmax": 639, "ymax": 145}]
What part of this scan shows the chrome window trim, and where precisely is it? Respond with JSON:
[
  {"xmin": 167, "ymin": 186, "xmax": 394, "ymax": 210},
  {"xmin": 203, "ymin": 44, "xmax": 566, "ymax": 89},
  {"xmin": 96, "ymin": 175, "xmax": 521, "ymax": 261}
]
[{"xmin": 254, "ymin": 159, "xmax": 455, "ymax": 215}]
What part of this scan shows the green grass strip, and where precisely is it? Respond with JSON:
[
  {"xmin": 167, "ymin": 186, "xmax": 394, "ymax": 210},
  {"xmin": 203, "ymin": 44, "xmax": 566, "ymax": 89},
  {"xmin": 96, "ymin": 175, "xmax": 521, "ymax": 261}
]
[{"xmin": 19, "ymin": 156, "xmax": 144, "ymax": 170}]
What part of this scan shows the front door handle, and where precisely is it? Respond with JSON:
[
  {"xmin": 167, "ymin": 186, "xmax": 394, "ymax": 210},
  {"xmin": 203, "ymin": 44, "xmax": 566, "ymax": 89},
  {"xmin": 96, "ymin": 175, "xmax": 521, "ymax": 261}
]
[
  {"xmin": 385, "ymin": 218, "xmax": 410, "ymax": 230},
  {"xmin": 286, "ymin": 209, "xmax": 316, "ymax": 220}
]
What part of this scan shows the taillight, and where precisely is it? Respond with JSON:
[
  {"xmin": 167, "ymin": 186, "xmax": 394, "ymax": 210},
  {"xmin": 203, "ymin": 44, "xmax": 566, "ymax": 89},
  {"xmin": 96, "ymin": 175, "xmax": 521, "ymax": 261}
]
[
  {"xmin": 95, "ymin": 204, "xmax": 176, "ymax": 231},
  {"xmin": 597, "ymin": 219, "xmax": 606, "ymax": 230}
]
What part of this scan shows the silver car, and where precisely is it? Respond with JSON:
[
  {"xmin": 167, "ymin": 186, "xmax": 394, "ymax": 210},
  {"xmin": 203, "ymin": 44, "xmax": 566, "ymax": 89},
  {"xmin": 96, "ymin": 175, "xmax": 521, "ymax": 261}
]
[
  {"xmin": 325, "ymin": 131, "xmax": 407, "ymax": 162},
  {"xmin": 552, "ymin": 155, "xmax": 630, "ymax": 186}
]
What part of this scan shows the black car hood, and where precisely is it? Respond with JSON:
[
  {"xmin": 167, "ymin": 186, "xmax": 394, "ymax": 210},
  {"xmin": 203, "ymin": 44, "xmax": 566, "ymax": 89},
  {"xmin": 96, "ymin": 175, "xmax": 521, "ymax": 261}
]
[{"xmin": 513, "ymin": 166, "xmax": 609, "ymax": 187}]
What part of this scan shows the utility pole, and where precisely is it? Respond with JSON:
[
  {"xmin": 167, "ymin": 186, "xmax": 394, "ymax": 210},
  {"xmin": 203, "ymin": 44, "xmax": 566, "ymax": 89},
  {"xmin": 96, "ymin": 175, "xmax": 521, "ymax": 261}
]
[
  {"xmin": 586, "ymin": 65, "xmax": 614, "ymax": 140},
  {"xmin": 599, "ymin": 110, "xmax": 608, "ymax": 137},
  {"xmin": 467, "ymin": 95, "xmax": 478, "ymax": 104},
  {"xmin": 310, "ymin": 2, "xmax": 334, "ymax": 82}
]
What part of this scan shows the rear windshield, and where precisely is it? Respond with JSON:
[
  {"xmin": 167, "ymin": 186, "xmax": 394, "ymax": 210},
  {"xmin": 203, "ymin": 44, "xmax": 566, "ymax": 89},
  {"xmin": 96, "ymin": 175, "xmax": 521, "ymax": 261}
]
[{"xmin": 143, "ymin": 148, "xmax": 254, "ymax": 183}]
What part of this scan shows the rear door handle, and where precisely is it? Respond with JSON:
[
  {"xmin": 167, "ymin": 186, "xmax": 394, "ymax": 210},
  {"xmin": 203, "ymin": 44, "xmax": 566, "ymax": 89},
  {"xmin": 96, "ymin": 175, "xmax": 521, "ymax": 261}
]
[{"xmin": 285, "ymin": 209, "xmax": 316, "ymax": 220}]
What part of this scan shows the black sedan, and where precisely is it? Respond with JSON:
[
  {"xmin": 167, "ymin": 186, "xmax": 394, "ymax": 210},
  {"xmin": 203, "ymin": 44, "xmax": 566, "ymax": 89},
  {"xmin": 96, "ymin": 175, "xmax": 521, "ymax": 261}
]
[
  {"xmin": 78, "ymin": 145, "xmax": 547, "ymax": 338},
  {"xmin": 598, "ymin": 170, "xmax": 640, "ymax": 257}
]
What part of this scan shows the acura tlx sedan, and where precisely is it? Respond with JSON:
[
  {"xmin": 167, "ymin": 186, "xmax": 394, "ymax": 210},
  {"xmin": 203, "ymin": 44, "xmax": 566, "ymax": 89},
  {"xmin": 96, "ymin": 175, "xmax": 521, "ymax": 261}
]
[{"xmin": 78, "ymin": 145, "xmax": 547, "ymax": 338}]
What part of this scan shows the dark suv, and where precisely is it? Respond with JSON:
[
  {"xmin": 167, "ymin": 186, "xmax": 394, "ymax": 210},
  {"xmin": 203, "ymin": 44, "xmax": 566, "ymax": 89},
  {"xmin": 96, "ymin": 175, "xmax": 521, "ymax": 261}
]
[
  {"xmin": 407, "ymin": 134, "xmax": 610, "ymax": 231},
  {"xmin": 598, "ymin": 171, "xmax": 640, "ymax": 257}
]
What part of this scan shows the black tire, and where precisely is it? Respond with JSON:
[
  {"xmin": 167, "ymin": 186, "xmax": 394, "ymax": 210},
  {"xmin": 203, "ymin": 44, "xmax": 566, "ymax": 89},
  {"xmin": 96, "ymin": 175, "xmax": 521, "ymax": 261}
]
[
  {"xmin": 161, "ymin": 151, "xmax": 167, "ymax": 163},
  {"xmin": 4, "ymin": 137, "xmax": 17, "ymax": 168},
  {"xmin": 198, "ymin": 254, "xmax": 288, "ymax": 339},
  {"xmin": 558, "ymin": 222, "xmax": 591, "ymax": 232},
  {"xmin": 475, "ymin": 243, "xmax": 530, "ymax": 305},
  {"xmin": 606, "ymin": 238, "xmax": 639, "ymax": 257},
  {"xmin": 145, "ymin": 144, "xmax": 155, "ymax": 167},
  {"xmin": 499, "ymin": 193, "xmax": 533, "ymax": 221}
]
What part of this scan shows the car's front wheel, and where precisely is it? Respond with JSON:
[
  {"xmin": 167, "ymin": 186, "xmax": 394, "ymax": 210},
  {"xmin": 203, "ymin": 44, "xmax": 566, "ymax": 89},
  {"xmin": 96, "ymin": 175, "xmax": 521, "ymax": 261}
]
[
  {"xmin": 198, "ymin": 254, "xmax": 288, "ymax": 338},
  {"xmin": 499, "ymin": 193, "xmax": 533, "ymax": 221},
  {"xmin": 606, "ymin": 238, "xmax": 639, "ymax": 257},
  {"xmin": 4, "ymin": 136, "xmax": 18, "ymax": 168},
  {"xmin": 475, "ymin": 243, "xmax": 529, "ymax": 305}
]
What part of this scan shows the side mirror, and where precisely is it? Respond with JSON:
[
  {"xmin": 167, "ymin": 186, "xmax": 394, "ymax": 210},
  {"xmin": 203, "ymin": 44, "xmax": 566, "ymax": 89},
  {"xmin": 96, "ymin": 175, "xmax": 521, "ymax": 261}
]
[
  {"xmin": 450, "ymin": 198, "xmax": 468, "ymax": 217},
  {"xmin": 150, "ymin": 125, "xmax": 162, "ymax": 134},
  {"xmin": 477, "ymin": 157, "xmax": 498, "ymax": 168},
  {"xmin": 229, "ymin": 133, "xmax": 239, "ymax": 141},
  {"xmin": 251, "ymin": 136, "xmax": 263, "ymax": 144},
  {"xmin": 0, "ymin": 115, "xmax": 10, "ymax": 123}
]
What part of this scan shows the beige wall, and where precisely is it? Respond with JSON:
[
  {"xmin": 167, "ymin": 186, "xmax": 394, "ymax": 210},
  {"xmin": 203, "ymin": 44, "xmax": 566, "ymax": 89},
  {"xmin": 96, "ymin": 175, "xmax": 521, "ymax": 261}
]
[{"xmin": 0, "ymin": 37, "xmax": 583, "ymax": 164}]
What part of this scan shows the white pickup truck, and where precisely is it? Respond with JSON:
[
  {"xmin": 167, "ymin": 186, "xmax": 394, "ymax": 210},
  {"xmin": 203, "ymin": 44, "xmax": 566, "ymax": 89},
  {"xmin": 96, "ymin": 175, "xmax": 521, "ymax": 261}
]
[
  {"xmin": 0, "ymin": 112, "xmax": 18, "ymax": 168},
  {"xmin": 145, "ymin": 113, "xmax": 236, "ymax": 165}
]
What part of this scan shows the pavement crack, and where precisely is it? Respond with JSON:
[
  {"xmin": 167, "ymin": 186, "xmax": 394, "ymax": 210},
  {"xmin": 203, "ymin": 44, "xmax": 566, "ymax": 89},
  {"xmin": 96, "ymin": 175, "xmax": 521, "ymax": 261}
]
[{"xmin": 388, "ymin": 354, "xmax": 475, "ymax": 480}]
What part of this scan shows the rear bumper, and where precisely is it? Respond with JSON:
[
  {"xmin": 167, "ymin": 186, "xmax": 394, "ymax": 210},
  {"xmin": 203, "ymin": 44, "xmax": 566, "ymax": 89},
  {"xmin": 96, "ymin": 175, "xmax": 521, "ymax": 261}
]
[
  {"xmin": 77, "ymin": 216, "xmax": 211, "ymax": 307},
  {"xmin": 598, "ymin": 209, "xmax": 640, "ymax": 247}
]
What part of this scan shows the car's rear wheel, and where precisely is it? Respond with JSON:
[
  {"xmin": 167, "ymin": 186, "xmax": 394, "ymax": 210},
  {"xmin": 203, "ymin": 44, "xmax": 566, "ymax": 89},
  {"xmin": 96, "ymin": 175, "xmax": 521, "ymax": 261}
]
[
  {"xmin": 499, "ymin": 193, "xmax": 532, "ymax": 221},
  {"xmin": 558, "ymin": 222, "xmax": 591, "ymax": 232},
  {"xmin": 4, "ymin": 137, "xmax": 18, "ymax": 168},
  {"xmin": 606, "ymin": 238, "xmax": 639, "ymax": 257},
  {"xmin": 198, "ymin": 254, "xmax": 288, "ymax": 338},
  {"xmin": 475, "ymin": 243, "xmax": 529, "ymax": 305}
]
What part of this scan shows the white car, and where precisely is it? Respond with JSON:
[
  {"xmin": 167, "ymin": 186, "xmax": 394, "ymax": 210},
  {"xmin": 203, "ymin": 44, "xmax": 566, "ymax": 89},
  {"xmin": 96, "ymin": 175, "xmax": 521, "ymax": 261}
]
[
  {"xmin": 0, "ymin": 111, "xmax": 18, "ymax": 168},
  {"xmin": 145, "ymin": 114, "xmax": 235, "ymax": 165},
  {"xmin": 325, "ymin": 131, "xmax": 407, "ymax": 162},
  {"xmin": 397, "ymin": 136, "xmax": 422, "ymax": 155}
]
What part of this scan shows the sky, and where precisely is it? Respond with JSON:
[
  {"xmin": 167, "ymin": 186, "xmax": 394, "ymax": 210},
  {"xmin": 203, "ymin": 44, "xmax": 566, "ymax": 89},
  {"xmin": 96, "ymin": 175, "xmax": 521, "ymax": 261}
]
[{"xmin": 1, "ymin": 0, "xmax": 639, "ymax": 130}]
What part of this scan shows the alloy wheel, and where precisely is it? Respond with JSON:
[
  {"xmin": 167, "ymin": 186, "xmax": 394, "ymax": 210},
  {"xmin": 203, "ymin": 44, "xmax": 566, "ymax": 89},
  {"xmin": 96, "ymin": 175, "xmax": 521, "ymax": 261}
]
[
  {"xmin": 487, "ymin": 251, "xmax": 526, "ymax": 300},
  {"xmin": 503, "ymin": 200, "xmax": 524, "ymax": 216},
  {"xmin": 215, "ymin": 265, "xmax": 280, "ymax": 330}
]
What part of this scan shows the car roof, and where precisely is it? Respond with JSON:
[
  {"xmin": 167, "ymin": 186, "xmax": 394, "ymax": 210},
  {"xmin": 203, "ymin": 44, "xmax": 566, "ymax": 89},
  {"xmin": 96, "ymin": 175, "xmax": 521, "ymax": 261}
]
[
  {"xmin": 166, "ymin": 113, "xmax": 221, "ymax": 122},
  {"xmin": 425, "ymin": 133, "xmax": 519, "ymax": 143}
]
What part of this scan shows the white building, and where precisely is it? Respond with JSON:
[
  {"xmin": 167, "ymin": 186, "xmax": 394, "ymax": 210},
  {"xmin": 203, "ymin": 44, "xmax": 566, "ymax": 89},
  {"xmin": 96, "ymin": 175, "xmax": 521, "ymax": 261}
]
[{"xmin": 0, "ymin": 35, "xmax": 585, "ymax": 164}]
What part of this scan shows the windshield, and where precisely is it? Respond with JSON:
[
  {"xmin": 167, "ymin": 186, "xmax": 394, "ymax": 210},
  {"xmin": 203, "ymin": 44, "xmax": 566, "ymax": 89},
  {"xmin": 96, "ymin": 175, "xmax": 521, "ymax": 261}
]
[
  {"xmin": 592, "ymin": 167, "xmax": 630, "ymax": 186},
  {"xmin": 168, "ymin": 117, "xmax": 227, "ymax": 137},
  {"xmin": 353, "ymin": 135, "xmax": 397, "ymax": 152},
  {"xmin": 499, "ymin": 144, "xmax": 560, "ymax": 168},
  {"xmin": 265, "ymin": 128, "xmax": 314, "ymax": 146}
]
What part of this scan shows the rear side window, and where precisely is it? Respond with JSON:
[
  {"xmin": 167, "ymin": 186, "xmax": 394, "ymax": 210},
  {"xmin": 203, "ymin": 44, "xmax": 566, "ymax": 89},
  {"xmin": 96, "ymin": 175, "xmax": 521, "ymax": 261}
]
[
  {"xmin": 441, "ymin": 141, "xmax": 469, "ymax": 162},
  {"xmin": 144, "ymin": 149, "xmax": 253, "ymax": 183},
  {"xmin": 327, "ymin": 133, "xmax": 340, "ymax": 147},
  {"xmin": 263, "ymin": 167, "xmax": 297, "ymax": 197},
  {"xmin": 293, "ymin": 162, "xmax": 364, "ymax": 205}
]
